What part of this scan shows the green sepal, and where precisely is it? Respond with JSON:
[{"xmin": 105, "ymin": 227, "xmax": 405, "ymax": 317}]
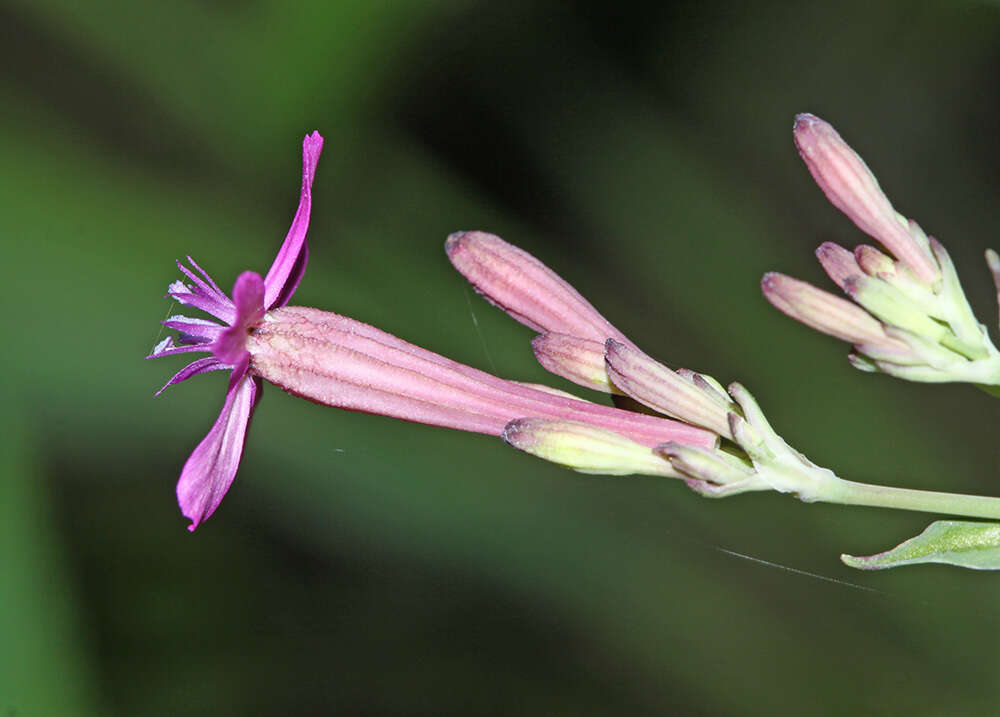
[{"xmin": 841, "ymin": 520, "xmax": 1000, "ymax": 570}]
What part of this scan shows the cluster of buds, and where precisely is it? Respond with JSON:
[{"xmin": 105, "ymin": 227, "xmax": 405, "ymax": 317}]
[
  {"xmin": 763, "ymin": 114, "xmax": 1000, "ymax": 387},
  {"xmin": 151, "ymin": 127, "xmax": 1000, "ymax": 571},
  {"xmin": 447, "ymin": 231, "xmax": 843, "ymax": 501}
]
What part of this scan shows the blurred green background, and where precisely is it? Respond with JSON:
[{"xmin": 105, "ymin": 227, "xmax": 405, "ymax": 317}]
[{"xmin": 4, "ymin": 1, "xmax": 1000, "ymax": 714}]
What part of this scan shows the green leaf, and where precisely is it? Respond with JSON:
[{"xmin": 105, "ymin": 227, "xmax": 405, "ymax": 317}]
[{"xmin": 842, "ymin": 521, "xmax": 1000, "ymax": 570}]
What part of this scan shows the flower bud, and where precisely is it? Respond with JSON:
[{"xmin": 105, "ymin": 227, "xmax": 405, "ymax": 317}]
[
  {"xmin": 794, "ymin": 114, "xmax": 940, "ymax": 284},
  {"xmin": 446, "ymin": 231, "xmax": 631, "ymax": 345},
  {"xmin": 761, "ymin": 272, "xmax": 903, "ymax": 350},
  {"xmin": 531, "ymin": 332, "xmax": 621, "ymax": 393},
  {"xmin": 815, "ymin": 242, "xmax": 861, "ymax": 289},
  {"xmin": 655, "ymin": 441, "xmax": 754, "ymax": 487},
  {"xmin": 854, "ymin": 245, "xmax": 895, "ymax": 278},
  {"xmin": 843, "ymin": 275, "xmax": 947, "ymax": 342},
  {"xmin": 502, "ymin": 418, "xmax": 678, "ymax": 476},
  {"xmin": 604, "ymin": 339, "xmax": 732, "ymax": 438}
]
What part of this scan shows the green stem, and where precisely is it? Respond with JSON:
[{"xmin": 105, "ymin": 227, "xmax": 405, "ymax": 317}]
[{"xmin": 828, "ymin": 479, "xmax": 1000, "ymax": 521}]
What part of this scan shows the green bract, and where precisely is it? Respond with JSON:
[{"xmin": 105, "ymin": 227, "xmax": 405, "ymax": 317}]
[{"xmin": 842, "ymin": 521, "xmax": 1000, "ymax": 570}]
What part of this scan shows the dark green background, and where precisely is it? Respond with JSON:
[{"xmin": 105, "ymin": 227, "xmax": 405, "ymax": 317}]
[{"xmin": 4, "ymin": 1, "xmax": 1000, "ymax": 714}]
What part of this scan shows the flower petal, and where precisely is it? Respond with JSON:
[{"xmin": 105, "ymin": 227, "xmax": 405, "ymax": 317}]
[
  {"xmin": 176, "ymin": 374, "xmax": 260, "ymax": 531},
  {"xmin": 146, "ymin": 339, "xmax": 213, "ymax": 359},
  {"xmin": 263, "ymin": 131, "xmax": 324, "ymax": 309},
  {"xmin": 167, "ymin": 282, "xmax": 236, "ymax": 325},
  {"xmin": 154, "ymin": 357, "xmax": 228, "ymax": 396},
  {"xmin": 162, "ymin": 316, "xmax": 226, "ymax": 342},
  {"xmin": 213, "ymin": 272, "xmax": 265, "ymax": 365}
]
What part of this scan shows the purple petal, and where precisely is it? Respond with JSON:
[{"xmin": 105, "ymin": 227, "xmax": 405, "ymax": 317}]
[
  {"xmin": 162, "ymin": 315, "xmax": 226, "ymax": 342},
  {"xmin": 167, "ymin": 283, "xmax": 236, "ymax": 325},
  {"xmin": 146, "ymin": 339, "xmax": 212, "ymax": 360},
  {"xmin": 213, "ymin": 272, "xmax": 265, "ymax": 365},
  {"xmin": 171, "ymin": 260, "xmax": 237, "ymax": 324},
  {"xmin": 176, "ymin": 374, "xmax": 260, "ymax": 531},
  {"xmin": 263, "ymin": 131, "xmax": 324, "ymax": 309},
  {"xmin": 184, "ymin": 256, "xmax": 228, "ymax": 298},
  {"xmin": 155, "ymin": 357, "xmax": 228, "ymax": 396},
  {"xmin": 177, "ymin": 259, "xmax": 229, "ymax": 306}
]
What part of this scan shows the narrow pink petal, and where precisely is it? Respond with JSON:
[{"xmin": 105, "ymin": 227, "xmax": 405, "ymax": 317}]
[
  {"xmin": 213, "ymin": 272, "xmax": 265, "ymax": 365},
  {"xmin": 263, "ymin": 131, "xmax": 324, "ymax": 309},
  {"xmin": 155, "ymin": 357, "xmax": 228, "ymax": 396},
  {"xmin": 248, "ymin": 306, "xmax": 716, "ymax": 449},
  {"xmin": 445, "ymin": 231, "xmax": 633, "ymax": 345},
  {"xmin": 176, "ymin": 374, "xmax": 260, "ymax": 531}
]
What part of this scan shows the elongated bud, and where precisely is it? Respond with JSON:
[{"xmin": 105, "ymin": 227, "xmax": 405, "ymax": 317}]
[
  {"xmin": 503, "ymin": 418, "xmax": 678, "ymax": 476},
  {"xmin": 655, "ymin": 442, "xmax": 754, "ymax": 486},
  {"xmin": 604, "ymin": 339, "xmax": 732, "ymax": 438},
  {"xmin": 532, "ymin": 333, "xmax": 621, "ymax": 393},
  {"xmin": 815, "ymin": 242, "xmax": 861, "ymax": 289},
  {"xmin": 761, "ymin": 272, "xmax": 904, "ymax": 350},
  {"xmin": 446, "ymin": 231, "xmax": 632, "ymax": 345},
  {"xmin": 987, "ymin": 249, "xmax": 1000, "ymax": 332},
  {"xmin": 854, "ymin": 245, "xmax": 895, "ymax": 278},
  {"xmin": 794, "ymin": 114, "xmax": 940, "ymax": 284},
  {"xmin": 675, "ymin": 369, "xmax": 731, "ymax": 406}
]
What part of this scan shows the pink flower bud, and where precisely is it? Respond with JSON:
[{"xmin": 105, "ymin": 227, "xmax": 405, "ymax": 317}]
[
  {"xmin": 854, "ymin": 245, "xmax": 896, "ymax": 278},
  {"xmin": 446, "ymin": 231, "xmax": 632, "ymax": 345},
  {"xmin": 761, "ymin": 272, "xmax": 908, "ymax": 353},
  {"xmin": 503, "ymin": 418, "xmax": 678, "ymax": 477},
  {"xmin": 531, "ymin": 332, "xmax": 621, "ymax": 393},
  {"xmin": 604, "ymin": 339, "xmax": 733, "ymax": 438},
  {"xmin": 815, "ymin": 242, "xmax": 862, "ymax": 290},
  {"xmin": 794, "ymin": 114, "xmax": 940, "ymax": 284}
]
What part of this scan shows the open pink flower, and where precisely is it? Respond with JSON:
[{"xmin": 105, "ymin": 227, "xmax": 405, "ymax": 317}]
[
  {"xmin": 149, "ymin": 132, "xmax": 324, "ymax": 530},
  {"xmin": 150, "ymin": 136, "xmax": 714, "ymax": 531}
]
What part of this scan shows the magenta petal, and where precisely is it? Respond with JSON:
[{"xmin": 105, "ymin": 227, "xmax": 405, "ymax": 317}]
[
  {"xmin": 176, "ymin": 374, "xmax": 260, "ymax": 531},
  {"xmin": 263, "ymin": 131, "xmax": 324, "ymax": 309},
  {"xmin": 167, "ymin": 283, "xmax": 236, "ymax": 325},
  {"xmin": 155, "ymin": 357, "xmax": 228, "ymax": 395},
  {"xmin": 162, "ymin": 316, "xmax": 226, "ymax": 342},
  {"xmin": 213, "ymin": 272, "xmax": 265, "ymax": 365}
]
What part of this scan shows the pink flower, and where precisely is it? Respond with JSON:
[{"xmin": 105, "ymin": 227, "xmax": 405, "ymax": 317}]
[
  {"xmin": 149, "ymin": 132, "xmax": 324, "ymax": 530},
  {"xmin": 150, "ymin": 138, "xmax": 715, "ymax": 530}
]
